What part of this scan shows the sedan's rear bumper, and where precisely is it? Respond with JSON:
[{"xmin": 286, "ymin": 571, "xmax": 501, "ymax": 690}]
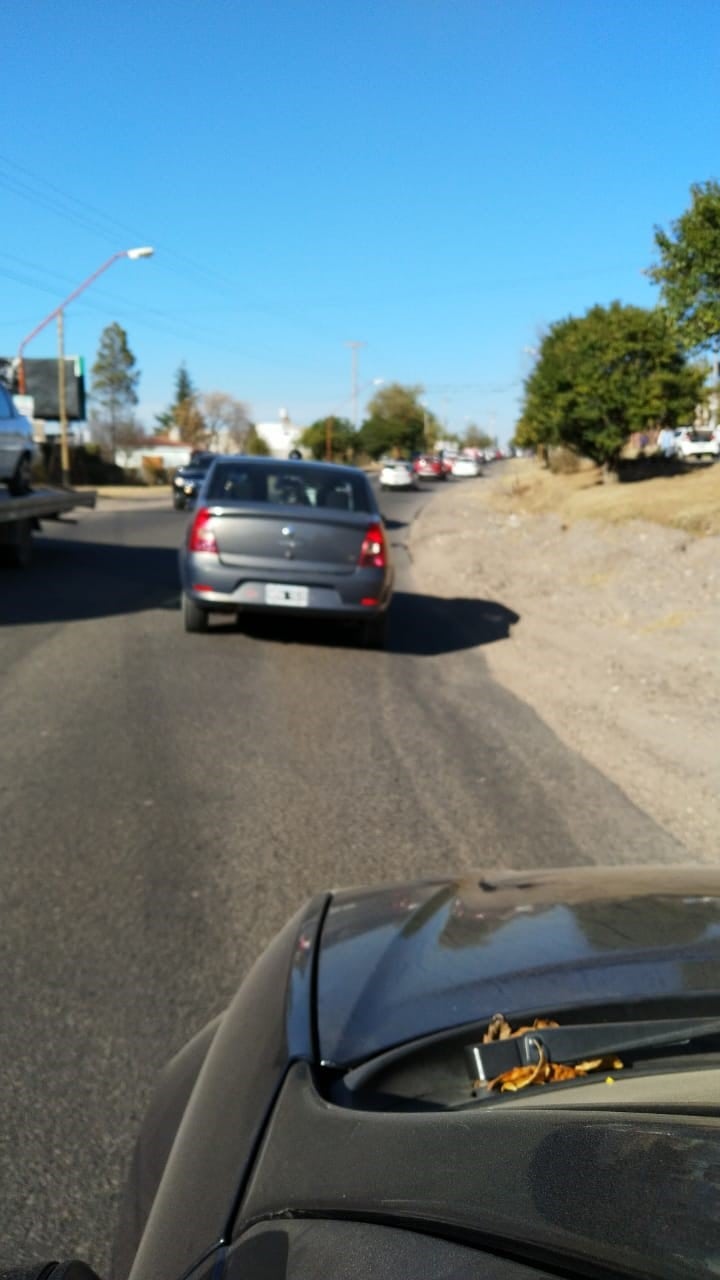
[{"xmin": 180, "ymin": 554, "xmax": 393, "ymax": 619}]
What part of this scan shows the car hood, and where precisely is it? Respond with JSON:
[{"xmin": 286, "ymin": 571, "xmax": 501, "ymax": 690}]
[
  {"xmin": 316, "ymin": 866, "xmax": 720, "ymax": 1065},
  {"xmin": 176, "ymin": 467, "xmax": 207, "ymax": 480}
]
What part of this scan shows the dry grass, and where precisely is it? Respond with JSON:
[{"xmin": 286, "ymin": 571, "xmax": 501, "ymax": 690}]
[{"xmin": 491, "ymin": 458, "xmax": 720, "ymax": 536}]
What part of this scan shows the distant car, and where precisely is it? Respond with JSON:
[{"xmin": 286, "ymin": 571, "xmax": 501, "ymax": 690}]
[
  {"xmin": 412, "ymin": 455, "xmax": 447, "ymax": 480},
  {"xmin": 451, "ymin": 456, "xmax": 482, "ymax": 478},
  {"xmin": 172, "ymin": 451, "xmax": 218, "ymax": 509},
  {"xmin": 379, "ymin": 460, "xmax": 418, "ymax": 490},
  {"xmin": 0, "ymin": 383, "xmax": 35, "ymax": 494},
  {"xmin": 179, "ymin": 457, "xmax": 393, "ymax": 646},
  {"xmin": 674, "ymin": 428, "xmax": 719, "ymax": 461}
]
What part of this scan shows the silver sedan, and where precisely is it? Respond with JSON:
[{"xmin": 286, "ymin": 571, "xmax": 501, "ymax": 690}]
[{"xmin": 178, "ymin": 457, "xmax": 393, "ymax": 646}]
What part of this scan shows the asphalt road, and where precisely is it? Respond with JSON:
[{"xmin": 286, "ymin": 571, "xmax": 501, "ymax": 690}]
[{"xmin": 0, "ymin": 481, "xmax": 689, "ymax": 1274}]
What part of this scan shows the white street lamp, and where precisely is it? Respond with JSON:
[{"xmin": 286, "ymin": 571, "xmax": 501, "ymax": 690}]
[{"xmin": 16, "ymin": 247, "xmax": 155, "ymax": 484}]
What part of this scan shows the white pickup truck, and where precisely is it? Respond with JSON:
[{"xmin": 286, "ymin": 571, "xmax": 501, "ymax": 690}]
[{"xmin": 674, "ymin": 428, "xmax": 720, "ymax": 461}]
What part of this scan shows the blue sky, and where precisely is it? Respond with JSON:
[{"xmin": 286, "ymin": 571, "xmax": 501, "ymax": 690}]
[{"xmin": 3, "ymin": 0, "xmax": 720, "ymax": 442}]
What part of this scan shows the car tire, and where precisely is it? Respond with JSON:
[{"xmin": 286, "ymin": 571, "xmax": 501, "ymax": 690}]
[
  {"xmin": 8, "ymin": 453, "xmax": 33, "ymax": 496},
  {"xmin": 173, "ymin": 495, "xmax": 186, "ymax": 510},
  {"xmin": 183, "ymin": 594, "xmax": 209, "ymax": 633},
  {"xmin": 360, "ymin": 615, "xmax": 387, "ymax": 650}
]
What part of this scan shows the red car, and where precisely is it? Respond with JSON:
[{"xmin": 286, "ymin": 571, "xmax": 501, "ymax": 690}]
[{"xmin": 412, "ymin": 454, "xmax": 447, "ymax": 480}]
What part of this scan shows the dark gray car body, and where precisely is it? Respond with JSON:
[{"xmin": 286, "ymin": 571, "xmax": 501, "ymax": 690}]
[
  {"xmin": 114, "ymin": 865, "xmax": 720, "ymax": 1280},
  {"xmin": 178, "ymin": 457, "xmax": 393, "ymax": 631}
]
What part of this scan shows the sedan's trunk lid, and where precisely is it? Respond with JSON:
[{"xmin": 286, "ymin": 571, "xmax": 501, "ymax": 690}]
[{"xmin": 210, "ymin": 507, "xmax": 374, "ymax": 575}]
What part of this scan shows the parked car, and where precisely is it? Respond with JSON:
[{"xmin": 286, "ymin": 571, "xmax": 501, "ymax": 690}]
[
  {"xmin": 101, "ymin": 864, "xmax": 720, "ymax": 1280},
  {"xmin": 0, "ymin": 382, "xmax": 36, "ymax": 494},
  {"xmin": 172, "ymin": 451, "xmax": 218, "ymax": 509},
  {"xmin": 451, "ymin": 455, "xmax": 482, "ymax": 477},
  {"xmin": 674, "ymin": 428, "xmax": 719, "ymax": 461},
  {"xmin": 412, "ymin": 454, "xmax": 447, "ymax": 480},
  {"xmin": 379, "ymin": 460, "xmax": 418, "ymax": 490},
  {"xmin": 179, "ymin": 457, "xmax": 393, "ymax": 646}
]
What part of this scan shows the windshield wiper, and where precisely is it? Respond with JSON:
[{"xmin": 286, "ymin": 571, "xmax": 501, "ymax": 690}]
[{"xmin": 466, "ymin": 1015, "xmax": 720, "ymax": 1083}]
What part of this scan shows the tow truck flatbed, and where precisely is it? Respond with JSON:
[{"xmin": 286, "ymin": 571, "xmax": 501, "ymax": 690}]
[{"xmin": 0, "ymin": 487, "xmax": 96, "ymax": 567}]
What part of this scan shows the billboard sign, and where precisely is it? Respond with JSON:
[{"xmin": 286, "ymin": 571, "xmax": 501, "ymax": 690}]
[{"xmin": 0, "ymin": 356, "xmax": 86, "ymax": 420}]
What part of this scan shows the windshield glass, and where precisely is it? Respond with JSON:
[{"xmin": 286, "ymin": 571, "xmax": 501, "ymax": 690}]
[{"xmin": 206, "ymin": 460, "xmax": 372, "ymax": 511}]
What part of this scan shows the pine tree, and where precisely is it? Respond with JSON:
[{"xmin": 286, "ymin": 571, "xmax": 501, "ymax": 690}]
[{"xmin": 91, "ymin": 323, "xmax": 140, "ymax": 454}]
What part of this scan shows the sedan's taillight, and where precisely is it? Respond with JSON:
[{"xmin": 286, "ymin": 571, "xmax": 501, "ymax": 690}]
[
  {"xmin": 358, "ymin": 521, "xmax": 386, "ymax": 568},
  {"xmin": 188, "ymin": 507, "xmax": 219, "ymax": 554}
]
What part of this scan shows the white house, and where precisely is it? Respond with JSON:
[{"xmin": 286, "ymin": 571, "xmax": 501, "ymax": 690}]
[
  {"xmin": 254, "ymin": 409, "xmax": 305, "ymax": 458},
  {"xmin": 115, "ymin": 439, "xmax": 193, "ymax": 471}
]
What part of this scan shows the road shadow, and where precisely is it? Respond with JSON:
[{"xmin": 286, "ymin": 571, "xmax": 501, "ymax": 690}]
[
  {"xmin": 0, "ymin": 537, "xmax": 181, "ymax": 625},
  {"xmin": 389, "ymin": 590, "xmax": 519, "ymax": 655},
  {"xmin": 0, "ymin": 536, "xmax": 520, "ymax": 659},
  {"xmin": 218, "ymin": 590, "xmax": 519, "ymax": 657}
]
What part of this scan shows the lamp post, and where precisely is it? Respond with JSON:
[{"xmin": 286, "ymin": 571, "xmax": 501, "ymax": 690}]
[{"xmin": 16, "ymin": 247, "xmax": 154, "ymax": 486}]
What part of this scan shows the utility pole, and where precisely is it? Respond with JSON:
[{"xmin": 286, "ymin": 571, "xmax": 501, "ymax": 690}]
[
  {"xmin": 345, "ymin": 340, "xmax": 366, "ymax": 429},
  {"xmin": 57, "ymin": 311, "xmax": 70, "ymax": 487}
]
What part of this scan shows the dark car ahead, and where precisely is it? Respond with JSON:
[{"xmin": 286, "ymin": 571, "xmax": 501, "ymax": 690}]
[
  {"xmin": 172, "ymin": 451, "xmax": 218, "ymax": 509},
  {"xmin": 178, "ymin": 456, "xmax": 393, "ymax": 646}
]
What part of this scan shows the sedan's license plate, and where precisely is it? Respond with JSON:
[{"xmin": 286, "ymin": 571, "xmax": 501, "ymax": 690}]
[{"xmin": 265, "ymin": 584, "xmax": 309, "ymax": 607}]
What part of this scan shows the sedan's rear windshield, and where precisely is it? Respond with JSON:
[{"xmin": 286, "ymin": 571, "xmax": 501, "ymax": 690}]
[{"xmin": 206, "ymin": 460, "xmax": 373, "ymax": 513}]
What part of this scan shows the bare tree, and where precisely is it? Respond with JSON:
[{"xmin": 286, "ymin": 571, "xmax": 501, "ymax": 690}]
[{"xmin": 201, "ymin": 391, "xmax": 252, "ymax": 452}]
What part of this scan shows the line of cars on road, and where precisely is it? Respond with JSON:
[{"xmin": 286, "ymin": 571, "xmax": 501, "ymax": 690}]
[{"xmin": 379, "ymin": 451, "xmax": 487, "ymax": 488}]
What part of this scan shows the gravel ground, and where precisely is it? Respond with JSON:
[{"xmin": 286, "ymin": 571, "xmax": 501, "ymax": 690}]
[{"xmin": 410, "ymin": 472, "xmax": 720, "ymax": 863}]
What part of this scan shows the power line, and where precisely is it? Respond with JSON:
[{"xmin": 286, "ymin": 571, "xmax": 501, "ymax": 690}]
[{"xmin": 0, "ymin": 153, "xmax": 342, "ymax": 342}]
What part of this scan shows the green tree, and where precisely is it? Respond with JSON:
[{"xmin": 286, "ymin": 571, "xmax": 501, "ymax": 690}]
[
  {"xmin": 300, "ymin": 416, "xmax": 356, "ymax": 460},
  {"xmin": 174, "ymin": 396, "xmax": 207, "ymax": 446},
  {"xmin": 90, "ymin": 322, "xmax": 140, "ymax": 455},
  {"xmin": 647, "ymin": 180, "xmax": 720, "ymax": 352},
  {"xmin": 174, "ymin": 363, "xmax": 194, "ymax": 403},
  {"xmin": 245, "ymin": 427, "xmax": 271, "ymax": 455},
  {"xmin": 462, "ymin": 423, "xmax": 495, "ymax": 451},
  {"xmin": 156, "ymin": 363, "xmax": 206, "ymax": 444},
  {"xmin": 355, "ymin": 382, "xmax": 438, "ymax": 458},
  {"xmin": 516, "ymin": 302, "xmax": 705, "ymax": 469}
]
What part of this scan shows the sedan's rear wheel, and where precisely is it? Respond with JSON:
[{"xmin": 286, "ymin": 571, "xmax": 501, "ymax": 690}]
[{"xmin": 183, "ymin": 594, "xmax": 209, "ymax": 633}]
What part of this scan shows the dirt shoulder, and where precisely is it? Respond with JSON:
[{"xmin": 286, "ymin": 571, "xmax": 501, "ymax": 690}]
[
  {"xmin": 491, "ymin": 456, "xmax": 720, "ymax": 536},
  {"xmin": 409, "ymin": 467, "xmax": 719, "ymax": 863}
]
